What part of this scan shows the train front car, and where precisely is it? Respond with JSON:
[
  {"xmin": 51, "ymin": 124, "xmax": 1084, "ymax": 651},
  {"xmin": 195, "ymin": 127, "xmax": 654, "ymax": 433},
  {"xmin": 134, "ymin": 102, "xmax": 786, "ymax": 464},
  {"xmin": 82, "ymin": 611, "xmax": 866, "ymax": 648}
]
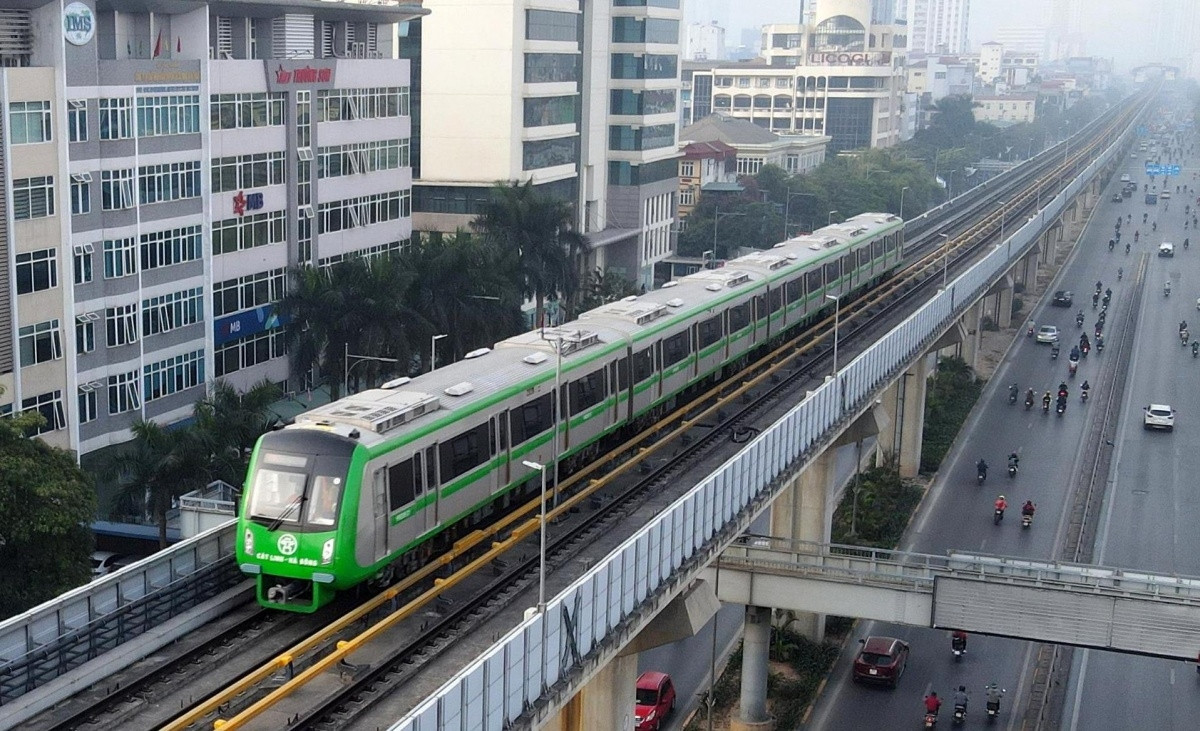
[{"xmin": 236, "ymin": 428, "xmax": 362, "ymax": 613}]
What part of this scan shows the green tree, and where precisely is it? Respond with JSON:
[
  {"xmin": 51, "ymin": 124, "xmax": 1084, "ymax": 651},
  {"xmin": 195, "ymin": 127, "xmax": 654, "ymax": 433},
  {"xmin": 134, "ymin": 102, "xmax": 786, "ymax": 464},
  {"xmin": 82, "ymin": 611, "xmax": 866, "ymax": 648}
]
[
  {"xmin": 0, "ymin": 408, "xmax": 96, "ymax": 618},
  {"xmin": 402, "ymin": 231, "xmax": 526, "ymax": 365},
  {"xmin": 472, "ymin": 181, "xmax": 585, "ymax": 328},
  {"xmin": 573, "ymin": 267, "xmax": 640, "ymax": 313},
  {"xmin": 193, "ymin": 379, "xmax": 282, "ymax": 486},
  {"xmin": 107, "ymin": 421, "xmax": 213, "ymax": 547}
]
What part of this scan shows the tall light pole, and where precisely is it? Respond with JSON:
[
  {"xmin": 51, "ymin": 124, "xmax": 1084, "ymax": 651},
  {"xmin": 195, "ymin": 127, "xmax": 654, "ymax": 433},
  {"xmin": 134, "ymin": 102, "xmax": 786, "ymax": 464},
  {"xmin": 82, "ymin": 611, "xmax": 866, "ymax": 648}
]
[
  {"xmin": 997, "ymin": 200, "xmax": 1008, "ymax": 243},
  {"xmin": 828, "ymin": 209, "xmax": 840, "ymax": 225},
  {"xmin": 825, "ymin": 293, "xmax": 840, "ymax": 375},
  {"xmin": 430, "ymin": 333, "xmax": 448, "ymax": 373},
  {"xmin": 713, "ymin": 209, "xmax": 745, "ymax": 260},
  {"xmin": 548, "ymin": 333, "xmax": 565, "ymax": 509},
  {"xmin": 938, "ymin": 232, "xmax": 951, "ymax": 289},
  {"xmin": 521, "ymin": 460, "xmax": 549, "ymax": 613},
  {"xmin": 344, "ymin": 343, "xmax": 399, "ymax": 396},
  {"xmin": 899, "ymin": 185, "xmax": 910, "ymax": 220}
]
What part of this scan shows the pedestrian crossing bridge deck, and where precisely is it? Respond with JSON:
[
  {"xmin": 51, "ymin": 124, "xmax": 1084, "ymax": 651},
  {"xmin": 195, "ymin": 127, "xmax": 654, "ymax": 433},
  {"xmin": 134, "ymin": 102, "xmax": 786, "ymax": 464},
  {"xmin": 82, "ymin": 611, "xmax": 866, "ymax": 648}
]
[{"xmin": 706, "ymin": 537, "xmax": 1200, "ymax": 661}]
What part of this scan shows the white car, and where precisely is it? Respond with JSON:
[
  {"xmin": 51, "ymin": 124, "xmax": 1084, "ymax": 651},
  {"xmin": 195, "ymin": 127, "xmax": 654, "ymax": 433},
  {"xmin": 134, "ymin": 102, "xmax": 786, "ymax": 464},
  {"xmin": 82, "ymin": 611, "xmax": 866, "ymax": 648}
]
[
  {"xmin": 1036, "ymin": 325, "xmax": 1060, "ymax": 343},
  {"xmin": 1159, "ymin": 242, "xmax": 1175, "ymax": 257},
  {"xmin": 1144, "ymin": 404, "xmax": 1175, "ymax": 431}
]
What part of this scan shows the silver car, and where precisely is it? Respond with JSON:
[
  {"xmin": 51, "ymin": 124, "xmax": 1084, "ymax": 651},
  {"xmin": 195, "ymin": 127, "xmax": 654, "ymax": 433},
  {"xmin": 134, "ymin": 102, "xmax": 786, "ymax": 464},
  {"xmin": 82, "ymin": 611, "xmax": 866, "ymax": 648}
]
[{"xmin": 1036, "ymin": 325, "xmax": 1060, "ymax": 343}]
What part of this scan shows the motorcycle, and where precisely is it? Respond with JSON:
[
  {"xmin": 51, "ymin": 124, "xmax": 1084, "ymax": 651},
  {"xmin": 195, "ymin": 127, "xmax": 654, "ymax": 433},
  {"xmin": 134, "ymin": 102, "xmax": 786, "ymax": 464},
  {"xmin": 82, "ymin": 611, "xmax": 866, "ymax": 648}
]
[
  {"xmin": 1057, "ymin": 399, "xmax": 1067, "ymax": 416},
  {"xmin": 1008, "ymin": 463, "xmax": 1018, "ymax": 478},
  {"xmin": 953, "ymin": 704, "xmax": 967, "ymax": 725},
  {"xmin": 1081, "ymin": 389, "xmax": 1090, "ymax": 403},
  {"xmin": 1068, "ymin": 359, "xmax": 1078, "ymax": 378},
  {"xmin": 1008, "ymin": 385, "xmax": 1018, "ymax": 405},
  {"xmin": 1026, "ymin": 325, "xmax": 1034, "ymax": 338},
  {"xmin": 985, "ymin": 692, "xmax": 1005, "ymax": 720},
  {"xmin": 1092, "ymin": 293, "xmax": 1099, "ymax": 309},
  {"xmin": 925, "ymin": 711, "xmax": 939, "ymax": 729},
  {"xmin": 1051, "ymin": 345, "xmax": 1060, "ymax": 360},
  {"xmin": 1182, "ymin": 329, "xmax": 1190, "ymax": 346},
  {"xmin": 994, "ymin": 507, "xmax": 1005, "ymax": 525},
  {"xmin": 1166, "ymin": 285, "xmax": 1172, "ymax": 298},
  {"xmin": 1025, "ymin": 393, "xmax": 1035, "ymax": 410},
  {"xmin": 1076, "ymin": 314, "xmax": 1085, "ymax": 328},
  {"xmin": 1042, "ymin": 399, "xmax": 1051, "ymax": 415},
  {"xmin": 1097, "ymin": 338, "xmax": 1105, "ymax": 353},
  {"xmin": 952, "ymin": 634, "xmax": 966, "ymax": 660},
  {"xmin": 977, "ymin": 468, "xmax": 987, "ymax": 486},
  {"xmin": 1021, "ymin": 512, "xmax": 1033, "ymax": 529}
]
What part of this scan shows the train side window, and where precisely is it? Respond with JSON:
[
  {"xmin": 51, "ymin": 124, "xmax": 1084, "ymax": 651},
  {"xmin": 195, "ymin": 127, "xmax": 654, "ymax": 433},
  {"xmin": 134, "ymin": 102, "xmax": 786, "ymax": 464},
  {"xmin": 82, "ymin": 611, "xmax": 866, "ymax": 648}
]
[
  {"xmin": 786, "ymin": 277, "xmax": 803, "ymax": 304},
  {"xmin": 388, "ymin": 458, "xmax": 418, "ymax": 510},
  {"xmin": 512, "ymin": 392, "xmax": 553, "ymax": 445},
  {"xmin": 768, "ymin": 287, "xmax": 783, "ymax": 313},
  {"xmin": 632, "ymin": 347, "xmax": 655, "ymax": 382},
  {"xmin": 616, "ymin": 356, "xmax": 630, "ymax": 390},
  {"xmin": 807, "ymin": 269, "xmax": 822, "ymax": 294},
  {"xmin": 728, "ymin": 301, "xmax": 751, "ymax": 331},
  {"xmin": 439, "ymin": 422, "xmax": 490, "ymax": 481},
  {"xmin": 570, "ymin": 369, "xmax": 606, "ymax": 415},
  {"xmin": 662, "ymin": 331, "xmax": 690, "ymax": 367},
  {"xmin": 873, "ymin": 238, "xmax": 884, "ymax": 259},
  {"xmin": 824, "ymin": 261, "xmax": 839, "ymax": 288},
  {"xmin": 508, "ymin": 409, "xmax": 525, "ymax": 445},
  {"xmin": 698, "ymin": 315, "xmax": 722, "ymax": 348}
]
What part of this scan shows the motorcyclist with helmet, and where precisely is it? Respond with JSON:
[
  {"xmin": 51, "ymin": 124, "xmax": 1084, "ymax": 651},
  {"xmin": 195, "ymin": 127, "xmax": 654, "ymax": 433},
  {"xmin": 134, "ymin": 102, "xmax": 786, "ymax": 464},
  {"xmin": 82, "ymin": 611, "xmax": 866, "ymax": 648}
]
[
  {"xmin": 976, "ymin": 458, "xmax": 988, "ymax": 481},
  {"xmin": 994, "ymin": 495, "xmax": 1008, "ymax": 520},
  {"xmin": 1022, "ymin": 500, "xmax": 1036, "ymax": 518},
  {"xmin": 925, "ymin": 691, "xmax": 943, "ymax": 717},
  {"xmin": 953, "ymin": 686, "xmax": 970, "ymax": 717}
]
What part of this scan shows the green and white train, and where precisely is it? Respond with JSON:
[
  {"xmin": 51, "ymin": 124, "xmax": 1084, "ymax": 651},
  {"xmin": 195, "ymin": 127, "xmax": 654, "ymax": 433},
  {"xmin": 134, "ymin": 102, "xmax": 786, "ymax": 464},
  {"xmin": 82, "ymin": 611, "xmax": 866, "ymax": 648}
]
[{"xmin": 236, "ymin": 213, "xmax": 905, "ymax": 612}]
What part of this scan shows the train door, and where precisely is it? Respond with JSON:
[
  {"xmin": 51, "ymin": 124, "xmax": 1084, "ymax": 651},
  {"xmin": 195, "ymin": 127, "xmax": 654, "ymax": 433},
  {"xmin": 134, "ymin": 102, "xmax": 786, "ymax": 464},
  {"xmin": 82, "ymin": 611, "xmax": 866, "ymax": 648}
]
[
  {"xmin": 371, "ymin": 468, "xmax": 388, "ymax": 562},
  {"xmin": 424, "ymin": 446, "xmax": 439, "ymax": 530}
]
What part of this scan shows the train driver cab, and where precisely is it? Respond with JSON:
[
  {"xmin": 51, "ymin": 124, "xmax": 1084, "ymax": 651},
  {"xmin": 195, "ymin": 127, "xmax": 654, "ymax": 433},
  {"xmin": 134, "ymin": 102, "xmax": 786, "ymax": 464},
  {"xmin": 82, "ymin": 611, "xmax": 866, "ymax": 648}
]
[{"xmin": 244, "ymin": 445, "xmax": 350, "ymax": 534}]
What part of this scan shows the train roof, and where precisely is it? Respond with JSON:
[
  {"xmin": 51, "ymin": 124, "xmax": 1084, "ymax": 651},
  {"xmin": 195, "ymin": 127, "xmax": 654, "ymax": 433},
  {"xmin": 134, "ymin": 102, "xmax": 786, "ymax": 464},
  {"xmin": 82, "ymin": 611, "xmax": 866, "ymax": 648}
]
[{"xmin": 285, "ymin": 212, "xmax": 901, "ymax": 450}]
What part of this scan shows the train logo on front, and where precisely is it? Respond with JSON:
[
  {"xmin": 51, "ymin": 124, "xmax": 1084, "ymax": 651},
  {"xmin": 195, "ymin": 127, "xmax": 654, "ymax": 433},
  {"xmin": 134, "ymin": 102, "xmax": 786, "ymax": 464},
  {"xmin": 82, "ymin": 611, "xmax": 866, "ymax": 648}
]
[{"xmin": 277, "ymin": 534, "xmax": 298, "ymax": 556}]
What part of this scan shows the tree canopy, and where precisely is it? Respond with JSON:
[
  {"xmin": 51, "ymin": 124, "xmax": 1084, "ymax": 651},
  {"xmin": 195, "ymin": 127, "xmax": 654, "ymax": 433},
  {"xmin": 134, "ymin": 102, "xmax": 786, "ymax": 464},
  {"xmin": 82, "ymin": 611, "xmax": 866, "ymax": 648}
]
[{"xmin": 0, "ymin": 407, "xmax": 95, "ymax": 618}]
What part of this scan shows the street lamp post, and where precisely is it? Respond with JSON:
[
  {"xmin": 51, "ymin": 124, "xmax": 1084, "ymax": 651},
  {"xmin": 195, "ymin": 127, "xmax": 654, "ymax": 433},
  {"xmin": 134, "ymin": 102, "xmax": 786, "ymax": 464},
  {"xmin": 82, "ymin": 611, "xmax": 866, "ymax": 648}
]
[
  {"xmin": 828, "ymin": 209, "xmax": 840, "ymax": 226},
  {"xmin": 521, "ymin": 460, "xmax": 549, "ymax": 613},
  {"xmin": 997, "ymin": 200, "xmax": 1008, "ymax": 243},
  {"xmin": 825, "ymin": 293, "xmax": 840, "ymax": 375},
  {"xmin": 430, "ymin": 333, "xmax": 448, "ymax": 373},
  {"xmin": 900, "ymin": 185, "xmax": 910, "ymax": 220},
  {"xmin": 344, "ymin": 343, "xmax": 400, "ymax": 396},
  {"xmin": 713, "ymin": 209, "xmax": 745, "ymax": 261},
  {"xmin": 938, "ymin": 232, "xmax": 951, "ymax": 289}
]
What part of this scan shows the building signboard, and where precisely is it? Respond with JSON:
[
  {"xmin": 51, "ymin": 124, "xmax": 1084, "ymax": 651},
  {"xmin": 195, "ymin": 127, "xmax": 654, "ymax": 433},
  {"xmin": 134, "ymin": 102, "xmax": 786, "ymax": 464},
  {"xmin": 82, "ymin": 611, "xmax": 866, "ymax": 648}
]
[
  {"xmin": 233, "ymin": 191, "xmax": 265, "ymax": 217},
  {"xmin": 807, "ymin": 51, "xmax": 891, "ymax": 67},
  {"xmin": 214, "ymin": 305, "xmax": 286, "ymax": 346},
  {"xmin": 265, "ymin": 60, "xmax": 338, "ymax": 92},
  {"xmin": 63, "ymin": 2, "xmax": 96, "ymax": 46}
]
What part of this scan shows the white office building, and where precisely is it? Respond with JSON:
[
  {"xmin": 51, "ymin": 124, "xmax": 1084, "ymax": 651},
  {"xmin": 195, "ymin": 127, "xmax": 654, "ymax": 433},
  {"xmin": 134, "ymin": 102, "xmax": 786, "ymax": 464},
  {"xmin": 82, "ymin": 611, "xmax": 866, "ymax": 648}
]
[
  {"xmin": 906, "ymin": 0, "xmax": 970, "ymax": 55},
  {"xmin": 686, "ymin": 22, "xmax": 725, "ymax": 61}
]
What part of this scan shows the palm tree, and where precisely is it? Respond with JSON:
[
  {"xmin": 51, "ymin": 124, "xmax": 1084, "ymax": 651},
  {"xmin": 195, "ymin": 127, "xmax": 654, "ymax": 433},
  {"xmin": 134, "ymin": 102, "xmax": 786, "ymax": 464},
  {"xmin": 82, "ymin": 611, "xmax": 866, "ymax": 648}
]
[
  {"xmin": 105, "ymin": 420, "xmax": 211, "ymax": 547},
  {"xmin": 472, "ymin": 181, "xmax": 585, "ymax": 329},
  {"xmin": 193, "ymin": 379, "xmax": 282, "ymax": 486},
  {"xmin": 402, "ymin": 231, "xmax": 526, "ymax": 364}
]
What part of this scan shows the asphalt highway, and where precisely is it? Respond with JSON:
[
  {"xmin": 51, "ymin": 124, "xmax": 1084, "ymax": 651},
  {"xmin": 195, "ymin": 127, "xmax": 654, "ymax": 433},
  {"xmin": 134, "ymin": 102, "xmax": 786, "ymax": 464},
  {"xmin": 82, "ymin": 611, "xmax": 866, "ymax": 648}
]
[{"xmin": 810, "ymin": 146, "xmax": 1181, "ymax": 730}]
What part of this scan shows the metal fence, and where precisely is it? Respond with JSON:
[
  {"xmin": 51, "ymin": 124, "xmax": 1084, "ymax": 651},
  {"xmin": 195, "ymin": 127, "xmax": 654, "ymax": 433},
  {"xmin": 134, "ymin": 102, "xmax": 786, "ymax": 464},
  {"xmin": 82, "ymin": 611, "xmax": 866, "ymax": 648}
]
[
  {"xmin": 390, "ymin": 115, "xmax": 1135, "ymax": 731},
  {"xmin": 0, "ymin": 522, "xmax": 237, "ymax": 704}
]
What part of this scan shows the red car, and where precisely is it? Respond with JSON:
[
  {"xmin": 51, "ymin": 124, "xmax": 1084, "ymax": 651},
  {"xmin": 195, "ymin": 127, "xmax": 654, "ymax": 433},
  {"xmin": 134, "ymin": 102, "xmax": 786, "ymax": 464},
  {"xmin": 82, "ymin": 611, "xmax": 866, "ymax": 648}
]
[
  {"xmin": 852, "ymin": 635, "xmax": 909, "ymax": 687},
  {"xmin": 635, "ymin": 671, "xmax": 676, "ymax": 731}
]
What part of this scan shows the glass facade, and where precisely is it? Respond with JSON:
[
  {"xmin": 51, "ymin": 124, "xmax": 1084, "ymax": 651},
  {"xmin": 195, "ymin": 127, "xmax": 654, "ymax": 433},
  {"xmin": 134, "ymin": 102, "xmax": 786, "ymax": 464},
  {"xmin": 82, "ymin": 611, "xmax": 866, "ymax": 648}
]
[
  {"xmin": 523, "ymin": 137, "xmax": 578, "ymax": 170},
  {"xmin": 608, "ymin": 157, "xmax": 677, "ymax": 186},
  {"xmin": 825, "ymin": 97, "xmax": 874, "ymax": 151},
  {"xmin": 610, "ymin": 89, "xmax": 675, "ymax": 116},
  {"xmin": 524, "ymin": 96, "xmax": 579, "ymax": 127},
  {"xmin": 609, "ymin": 123, "xmax": 674, "ymax": 151},
  {"xmin": 612, "ymin": 17, "xmax": 678, "ymax": 44},
  {"xmin": 525, "ymin": 53, "xmax": 580, "ymax": 83},
  {"xmin": 527, "ymin": 10, "xmax": 580, "ymax": 42},
  {"xmin": 611, "ymin": 53, "xmax": 677, "ymax": 80},
  {"xmin": 613, "ymin": 0, "xmax": 679, "ymax": 7}
]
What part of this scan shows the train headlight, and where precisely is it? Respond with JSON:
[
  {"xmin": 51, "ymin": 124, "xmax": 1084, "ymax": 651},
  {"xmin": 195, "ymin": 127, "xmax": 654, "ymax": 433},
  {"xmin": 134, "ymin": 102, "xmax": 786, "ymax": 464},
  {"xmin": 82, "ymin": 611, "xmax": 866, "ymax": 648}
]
[
  {"xmin": 321, "ymin": 538, "xmax": 335, "ymax": 564},
  {"xmin": 243, "ymin": 529, "xmax": 254, "ymax": 554}
]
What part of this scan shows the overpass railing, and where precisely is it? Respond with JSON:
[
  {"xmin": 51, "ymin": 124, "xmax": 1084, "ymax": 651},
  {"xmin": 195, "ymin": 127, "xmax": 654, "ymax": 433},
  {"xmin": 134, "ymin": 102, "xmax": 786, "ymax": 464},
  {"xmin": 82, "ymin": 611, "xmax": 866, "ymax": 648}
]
[
  {"xmin": 391, "ymin": 103, "xmax": 1142, "ymax": 730},
  {"xmin": 0, "ymin": 521, "xmax": 238, "ymax": 704}
]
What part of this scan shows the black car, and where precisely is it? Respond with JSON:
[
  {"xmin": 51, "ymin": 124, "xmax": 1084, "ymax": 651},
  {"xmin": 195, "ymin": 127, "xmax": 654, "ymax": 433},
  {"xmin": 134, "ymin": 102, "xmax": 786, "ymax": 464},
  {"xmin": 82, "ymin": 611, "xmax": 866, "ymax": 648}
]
[
  {"xmin": 1111, "ymin": 193, "xmax": 1123, "ymax": 202},
  {"xmin": 1052, "ymin": 290, "xmax": 1073, "ymax": 307}
]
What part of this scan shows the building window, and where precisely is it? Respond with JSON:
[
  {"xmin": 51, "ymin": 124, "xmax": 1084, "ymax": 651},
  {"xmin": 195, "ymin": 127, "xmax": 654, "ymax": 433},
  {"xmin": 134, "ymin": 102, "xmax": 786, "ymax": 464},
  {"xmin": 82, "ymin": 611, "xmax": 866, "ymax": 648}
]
[
  {"xmin": 15, "ymin": 249, "xmax": 57, "ymax": 294},
  {"xmin": 317, "ymin": 190, "xmax": 409, "ymax": 234},
  {"xmin": 103, "ymin": 237, "xmax": 137, "ymax": 279},
  {"xmin": 526, "ymin": 9, "xmax": 579, "ymax": 42},
  {"xmin": 215, "ymin": 329, "xmax": 286, "ymax": 377},
  {"xmin": 525, "ymin": 53, "xmax": 580, "ymax": 83},
  {"xmin": 105, "ymin": 303, "xmax": 139, "ymax": 347},
  {"xmin": 523, "ymin": 137, "xmax": 577, "ymax": 170},
  {"xmin": 101, "ymin": 169, "xmax": 135, "ymax": 210},
  {"xmin": 680, "ymin": 160, "xmax": 695, "ymax": 177},
  {"xmin": 142, "ymin": 287, "xmax": 204, "ymax": 336},
  {"xmin": 212, "ymin": 210, "xmax": 287, "ymax": 254},
  {"xmin": 136, "ymin": 94, "xmax": 201, "ymax": 136},
  {"xmin": 78, "ymin": 386, "xmax": 98, "ymax": 424},
  {"xmin": 68, "ymin": 100, "xmax": 88, "ymax": 142},
  {"xmin": 70, "ymin": 176, "xmax": 91, "ymax": 215},
  {"xmin": 138, "ymin": 161, "xmax": 202, "ymax": 205},
  {"xmin": 12, "ymin": 176, "xmax": 54, "ymax": 219},
  {"xmin": 612, "ymin": 17, "xmax": 678, "ymax": 44},
  {"xmin": 76, "ymin": 315, "xmax": 96, "ymax": 354},
  {"xmin": 524, "ymin": 96, "xmax": 579, "ymax": 127},
  {"xmin": 679, "ymin": 186, "xmax": 695, "ymax": 206},
  {"xmin": 144, "ymin": 349, "xmax": 204, "ymax": 402},
  {"xmin": 316, "ymin": 87, "xmax": 409, "ymax": 122},
  {"xmin": 21, "ymin": 390, "xmax": 66, "ymax": 434},
  {"xmin": 73, "ymin": 243, "xmax": 94, "ymax": 284},
  {"xmin": 317, "ymin": 140, "xmax": 408, "ymax": 179},
  {"xmin": 736, "ymin": 156, "xmax": 764, "ymax": 175},
  {"xmin": 98, "ymin": 97, "xmax": 133, "ymax": 140},
  {"xmin": 210, "ymin": 92, "xmax": 286, "ymax": 130},
  {"xmin": 107, "ymin": 370, "xmax": 141, "ymax": 415},
  {"xmin": 9, "ymin": 100, "xmax": 51, "ymax": 144},
  {"xmin": 211, "ymin": 151, "xmax": 286, "ymax": 193},
  {"xmin": 608, "ymin": 123, "xmax": 675, "ymax": 151},
  {"xmin": 141, "ymin": 225, "xmax": 203, "ymax": 271},
  {"xmin": 610, "ymin": 89, "xmax": 676, "ymax": 116},
  {"xmin": 213, "ymin": 268, "xmax": 286, "ymax": 317},
  {"xmin": 610, "ymin": 53, "xmax": 678, "ymax": 80},
  {"xmin": 18, "ymin": 319, "xmax": 62, "ymax": 366}
]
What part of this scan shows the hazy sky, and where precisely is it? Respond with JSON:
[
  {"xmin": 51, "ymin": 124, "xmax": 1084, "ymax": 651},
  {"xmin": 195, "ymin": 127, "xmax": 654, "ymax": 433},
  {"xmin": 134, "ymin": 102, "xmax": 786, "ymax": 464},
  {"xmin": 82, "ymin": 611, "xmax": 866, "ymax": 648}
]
[{"xmin": 684, "ymin": 0, "xmax": 1159, "ymax": 71}]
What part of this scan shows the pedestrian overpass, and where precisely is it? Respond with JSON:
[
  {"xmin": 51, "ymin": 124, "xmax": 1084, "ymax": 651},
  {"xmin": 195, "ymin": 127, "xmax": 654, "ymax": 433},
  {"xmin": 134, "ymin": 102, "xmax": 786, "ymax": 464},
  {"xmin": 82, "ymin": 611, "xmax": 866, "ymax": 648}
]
[{"xmin": 707, "ymin": 536, "xmax": 1200, "ymax": 662}]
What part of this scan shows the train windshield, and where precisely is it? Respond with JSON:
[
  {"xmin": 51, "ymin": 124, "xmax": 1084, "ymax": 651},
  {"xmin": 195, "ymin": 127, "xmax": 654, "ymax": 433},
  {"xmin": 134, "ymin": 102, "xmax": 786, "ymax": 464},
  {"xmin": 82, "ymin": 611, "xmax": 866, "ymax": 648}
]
[{"xmin": 246, "ymin": 451, "xmax": 348, "ymax": 531}]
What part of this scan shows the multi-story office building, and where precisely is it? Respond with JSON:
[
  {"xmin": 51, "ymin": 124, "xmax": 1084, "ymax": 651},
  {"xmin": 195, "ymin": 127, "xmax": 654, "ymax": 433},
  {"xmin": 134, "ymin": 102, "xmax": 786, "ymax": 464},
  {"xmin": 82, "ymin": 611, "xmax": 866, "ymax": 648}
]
[
  {"xmin": 0, "ymin": 0, "xmax": 420, "ymax": 455},
  {"xmin": 906, "ymin": 0, "xmax": 969, "ymax": 55},
  {"xmin": 995, "ymin": 26, "xmax": 1048, "ymax": 56},
  {"xmin": 412, "ymin": 0, "xmax": 683, "ymax": 291},
  {"xmin": 685, "ymin": 22, "xmax": 725, "ymax": 61},
  {"xmin": 689, "ymin": 1, "xmax": 908, "ymax": 152}
]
